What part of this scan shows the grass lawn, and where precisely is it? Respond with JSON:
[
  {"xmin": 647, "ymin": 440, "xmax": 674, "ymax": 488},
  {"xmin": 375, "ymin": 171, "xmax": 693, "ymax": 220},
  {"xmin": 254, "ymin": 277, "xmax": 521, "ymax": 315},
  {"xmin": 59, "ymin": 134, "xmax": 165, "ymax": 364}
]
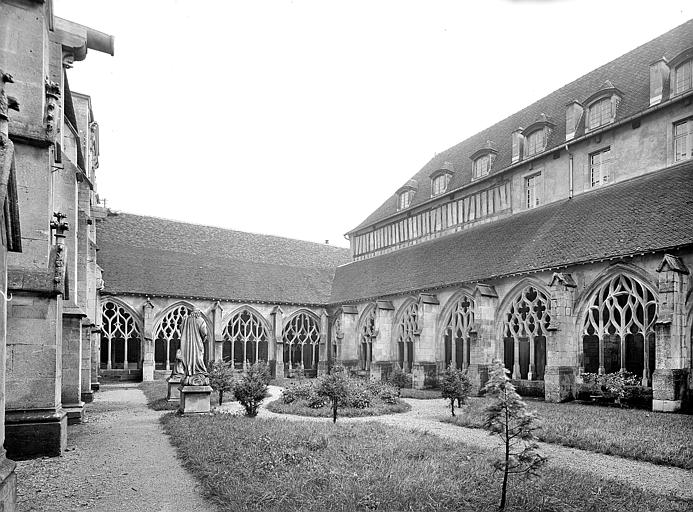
[
  {"xmin": 443, "ymin": 397, "xmax": 693, "ymax": 469},
  {"xmin": 138, "ymin": 380, "xmax": 235, "ymax": 411},
  {"xmin": 265, "ymin": 398, "xmax": 410, "ymax": 418},
  {"xmin": 161, "ymin": 413, "xmax": 690, "ymax": 512},
  {"xmin": 399, "ymin": 388, "xmax": 442, "ymax": 399}
]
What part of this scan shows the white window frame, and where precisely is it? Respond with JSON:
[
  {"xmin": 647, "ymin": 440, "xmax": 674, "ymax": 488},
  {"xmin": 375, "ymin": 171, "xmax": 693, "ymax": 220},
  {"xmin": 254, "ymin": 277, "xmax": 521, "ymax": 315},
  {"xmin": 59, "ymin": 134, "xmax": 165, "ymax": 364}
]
[
  {"xmin": 674, "ymin": 118, "xmax": 693, "ymax": 163},
  {"xmin": 674, "ymin": 59, "xmax": 693, "ymax": 96},
  {"xmin": 398, "ymin": 190, "xmax": 413, "ymax": 210},
  {"xmin": 524, "ymin": 129, "xmax": 545, "ymax": 157},
  {"xmin": 587, "ymin": 96, "xmax": 614, "ymax": 131},
  {"xmin": 473, "ymin": 154, "xmax": 492, "ymax": 179},
  {"xmin": 431, "ymin": 173, "xmax": 450, "ymax": 197},
  {"xmin": 525, "ymin": 173, "xmax": 542, "ymax": 209},
  {"xmin": 590, "ymin": 147, "xmax": 611, "ymax": 187}
]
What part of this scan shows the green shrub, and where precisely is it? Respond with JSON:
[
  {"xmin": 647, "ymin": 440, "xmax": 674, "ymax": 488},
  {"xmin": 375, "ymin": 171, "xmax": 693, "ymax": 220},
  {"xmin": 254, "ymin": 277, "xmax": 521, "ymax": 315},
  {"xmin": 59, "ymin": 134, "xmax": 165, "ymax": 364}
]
[
  {"xmin": 440, "ymin": 364, "xmax": 472, "ymax": 416},
  {"xmin": 317, "ymin": 369, "xmax": 350, "ymax": 422},
  {"xmin": 281, "ymin": 381, "xmax": 314, "ymax": 404},
  {"xmin": 388, "ymin": 365, "xmax": 412, "ymax": 390},
  {"xmin": 234, "ymin": 362, "xmax": 270, "ymax": 417},
  {"xmin": 306, "ymin": 390, "xmax": 327, "ymax": 409},
  {"xmin": 209, "ymin": 360, "xmax": 236, "ymax": 406}
]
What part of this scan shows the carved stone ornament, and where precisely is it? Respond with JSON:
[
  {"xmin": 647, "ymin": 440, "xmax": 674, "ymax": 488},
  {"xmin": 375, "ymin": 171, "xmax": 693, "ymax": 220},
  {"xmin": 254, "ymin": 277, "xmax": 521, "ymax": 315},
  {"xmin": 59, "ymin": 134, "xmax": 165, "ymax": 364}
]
[{"xmin": 45, "ymin": 78, "xmax": 61, "ymax": 137}]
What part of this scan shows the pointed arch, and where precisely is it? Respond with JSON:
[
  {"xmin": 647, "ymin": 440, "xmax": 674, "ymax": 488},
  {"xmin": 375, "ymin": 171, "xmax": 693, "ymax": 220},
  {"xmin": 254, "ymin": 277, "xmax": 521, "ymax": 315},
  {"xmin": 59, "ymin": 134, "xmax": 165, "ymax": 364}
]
[
  {"xmin": 498, "ymin": 280, "xmax": 551, "ymax": 381},
  {"xmin": 100, "ymin": 297, "xmax": 143, "ymax": 371},
  {"xmin": 357, "ymin": 303, "xmax": 377, "ymax": 370},
  {"xmin": 577, "ymin": 266, "xmax": 658, "ymax": 384},
  {"xmin": 221, "ymin": 306, "xmax": 271, "ymax": 369},
  {"xmin": 393, "ymin": 298, "xmax": 420, "ymax": 372},
  {"xmin": 438, "ymin": 290, "xmax": 476, "ymax": 370},
  {"xmin": 282, "ymin": 309, "xmax": 321, "ymax": 376},
  {"xmin": 152, "ymin": 301, "xmax": 212, "ymax": 371}
]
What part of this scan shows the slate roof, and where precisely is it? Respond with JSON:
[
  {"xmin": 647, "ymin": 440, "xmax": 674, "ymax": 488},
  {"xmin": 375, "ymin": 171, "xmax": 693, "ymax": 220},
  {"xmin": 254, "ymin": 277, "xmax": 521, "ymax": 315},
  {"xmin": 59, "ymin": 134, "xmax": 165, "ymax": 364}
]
[
  {"xmin": 330, "ymin": 161, "xmax": 693, "ymax": 304},
  {"xmin": 97, "ymin": 213, "xmax": 351, "ymax": 305},
  {"xmin": 349, "ymin": 19, "xmax": 693, "ymax": 234}
]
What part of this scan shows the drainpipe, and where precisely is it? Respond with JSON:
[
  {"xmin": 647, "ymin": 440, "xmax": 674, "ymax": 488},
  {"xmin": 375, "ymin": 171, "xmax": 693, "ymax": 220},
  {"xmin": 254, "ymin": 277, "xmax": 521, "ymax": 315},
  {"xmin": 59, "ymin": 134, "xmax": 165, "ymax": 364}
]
[{"xmin": 565, "ymin": 144, "xmax": 573, "ymax": 199}]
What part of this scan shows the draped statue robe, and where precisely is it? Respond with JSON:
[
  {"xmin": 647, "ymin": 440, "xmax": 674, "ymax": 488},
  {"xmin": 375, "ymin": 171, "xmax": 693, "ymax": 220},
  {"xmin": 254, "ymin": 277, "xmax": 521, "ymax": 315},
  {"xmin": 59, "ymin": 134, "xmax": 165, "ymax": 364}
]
[{"xmin": 180, "ymin": 311, "xmax": 209, "ymax": 386}]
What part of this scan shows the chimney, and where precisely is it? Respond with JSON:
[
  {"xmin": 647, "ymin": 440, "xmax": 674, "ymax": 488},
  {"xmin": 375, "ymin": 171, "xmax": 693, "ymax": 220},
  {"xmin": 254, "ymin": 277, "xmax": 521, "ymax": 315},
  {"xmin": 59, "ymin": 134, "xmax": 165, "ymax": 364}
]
[
  {"xmin": 649, "ymin": 58, "xmax": 669, "ymax": 106},
  {"xmin": 565, "ymin": 101, "xmax": 583, "ymax": 142}
]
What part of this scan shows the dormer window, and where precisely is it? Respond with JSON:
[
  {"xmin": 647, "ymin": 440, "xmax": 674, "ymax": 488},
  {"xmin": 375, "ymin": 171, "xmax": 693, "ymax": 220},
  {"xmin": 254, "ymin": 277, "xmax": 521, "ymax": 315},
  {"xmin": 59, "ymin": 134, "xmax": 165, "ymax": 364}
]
[
  {"xmin": 470, "ymin": 142, "xmax": 497, "ymax": 180},
  {"xmin": 584, "ymin": 82, "xmax": 621, "ymax": 132},
  {"xmin": 522, "ymin": 115, "xmax": 554, "ymax": 158},
  {"xmin": 430, "ymin": 172, "xmax": 451, "ymax": 197},
  {"xmin": 673, "ymin": 57, "xmax": 692, "ymax": 96},
  {"xmin": 396, "ymin": 180, "xmax": 418, "ymax": 211},
  {"xmin": 525, "ymin": 129, "xmax": 545, "ymax": 157}
]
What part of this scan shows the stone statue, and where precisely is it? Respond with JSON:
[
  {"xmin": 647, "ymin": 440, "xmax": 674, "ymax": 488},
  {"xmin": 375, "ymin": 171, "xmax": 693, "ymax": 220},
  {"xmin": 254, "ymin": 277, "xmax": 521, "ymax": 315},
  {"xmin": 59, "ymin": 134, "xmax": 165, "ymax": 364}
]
[{"xmin": 180, "ymin": 309, "xmax": 209, "ymax": 386}]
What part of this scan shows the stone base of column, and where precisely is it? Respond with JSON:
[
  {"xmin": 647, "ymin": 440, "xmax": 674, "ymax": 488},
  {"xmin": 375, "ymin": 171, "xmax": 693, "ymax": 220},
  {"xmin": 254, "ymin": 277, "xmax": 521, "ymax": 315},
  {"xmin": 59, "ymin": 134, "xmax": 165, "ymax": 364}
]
[
  {"xmin": 0, "ymin": 455, "xmax": 16, "ymax": 511},
  {"xmin": 5, "ymin": 408, "xmax": 68, "ymax": 458},
  {"xmin": 81, "ymin": 390, "xmax": 94, "ymax": 403},
  {"xmin": 142, "ymin": 361, "xmax": 155, "ymax": 382},
  {"xmin": 178, "ymin": 385, "xmax": 212, "ymax": 414},
  {"xmin": 544, "ymin": 366, "xmax": 577, "ymax": 403},
  {"xmin": 317, "ymin": 360, "xmax": 327, "ymax": 377},
  {"xmin": 652, "ymin": 369, "xmax": 688, "ymax": 413},
  {"xmin": 91, "ymin": 382, "xmax": 100, "ymax": 392},
  {"xmin": 467, "ymin": 364, "xmax": 490, "ymax": 395},
  {"xmin": 166, "ymin": 376, "xmax": 183, "ymax": 402},
  {"xmin": 274, "ymin": 361, "xmax": 285, "ymax": 379},
  {"xmin": 63, "ymin": 402, "xmax": 85, "ymax": 425}
]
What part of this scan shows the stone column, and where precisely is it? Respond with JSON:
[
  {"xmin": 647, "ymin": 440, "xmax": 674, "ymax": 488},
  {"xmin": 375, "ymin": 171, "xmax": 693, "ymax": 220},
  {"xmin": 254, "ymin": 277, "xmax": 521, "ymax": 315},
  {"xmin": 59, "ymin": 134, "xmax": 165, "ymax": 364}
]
[
  {"xmin": 412, "ymin": 294, "xmax": 439, "ymax": 389},
  {"xmin": 339, "ymin": 305, "xmax": 359, "ymax": 371},
  {"xmin": 318, "ymin": 309, "xmax": 329, "ymax": 375},
  {"xmin": 653, "ymin": 255, "xmax": 690, "ymax": 413},
  {"xmin": 212, "ymin": 301, "xmax": 224, "ymax": 363},
  {"xmin": 80, "ymin": 324, "xmax": 93, "ymax": 403},
  {"xmin": 468, "ymin": 284, "xmax": 498, "ymax": 394},
  {"xmin": 545, "ymin": 272, "xmax": 578, "ymax": 402},
  {"xmin": 141, "ymin": 297, "xmax": 157, "ymax": 381},
  {"xmin": 61, "ymin": 312, "xmax": 84, "ymax": 424},
  {"xmin": 90, "ymin": 326, "xmax": 100, "ymax": 392},
  {"xmin": 270, "ymin": 306, "xmax": 284, "ymax": 378},
  {"xmin": 370, "ymin": 300, "xmax": 394, "ymax": 382}
]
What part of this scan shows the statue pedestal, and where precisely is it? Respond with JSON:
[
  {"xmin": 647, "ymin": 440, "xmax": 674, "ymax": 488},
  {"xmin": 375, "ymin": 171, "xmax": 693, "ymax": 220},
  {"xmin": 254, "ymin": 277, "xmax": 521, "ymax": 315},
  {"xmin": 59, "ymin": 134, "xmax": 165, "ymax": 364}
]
[
  {"xmin": 166, "ymin": 376, "xmax": 183, "ymax": 402},
  {"xmin": 178, "ymin": 386, "xmax": 212, "ymax": 414}
]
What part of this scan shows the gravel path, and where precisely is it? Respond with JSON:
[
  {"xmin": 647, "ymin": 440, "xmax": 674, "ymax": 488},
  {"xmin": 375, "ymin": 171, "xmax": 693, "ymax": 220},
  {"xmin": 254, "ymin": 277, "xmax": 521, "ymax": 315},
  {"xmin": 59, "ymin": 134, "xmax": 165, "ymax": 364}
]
[
  {"xmin": 16, "ymin": 383, "xmax": 215, "ymax": 512},
  {"xmin": 238, "ymin": 386, "xmax": 693, "ymax": 500}
]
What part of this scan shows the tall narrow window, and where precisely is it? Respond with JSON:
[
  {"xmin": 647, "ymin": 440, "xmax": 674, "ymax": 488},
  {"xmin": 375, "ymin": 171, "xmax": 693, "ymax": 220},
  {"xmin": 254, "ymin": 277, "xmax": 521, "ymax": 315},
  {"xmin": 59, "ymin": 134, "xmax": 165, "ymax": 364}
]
[
  {"xmin": 222, "ymin": 309, "xmax": 269, "ymax": 370},
  {"xmin": 442, "ymin": 295, "xmax": 474, "ymax": 370},
  {"xmin": 359, "ymin": 306, "xmax": 377, "ymax": 371},
  {"xmin": 674, "ymin": 59, "xmax": 692, "ymax": 95},
  {"xmin": 525, "ymin": 173, "xmax": 541, "ymax": 209},
  {"xmin": 431, "ymin": 173, "xmax": 450, "ymax": 196},
  {"xmin": 588, "ymin": 97, "xmax": 613, "ymax": 130},
  {"xmin": 282, "ymin": 312, "xmax": 321, "ymax": 377},
  {"xmin": 101, "ymin": 301, "xmax": 141, "ymax": 371},
  {"xmin": 590, "ymin": 147, "xmax": 611, "ymax": 187},
  {"xmin": 395, "ymin": 301, "xmax": 419, "ymax": 373},
  {"xmin": 674, "ymin": 119, "xmax": 692, "ymax": 162},
  {"xmin": 525, "ymin": 129, "xmax": 545, "ymax": 157},
  {"xmin": 473, "ymin": 154, "xmax": 492, "ymax": 179},
  {"xmin": 398, "ymin": 190, "xmax": 413, "ymax": 210}
]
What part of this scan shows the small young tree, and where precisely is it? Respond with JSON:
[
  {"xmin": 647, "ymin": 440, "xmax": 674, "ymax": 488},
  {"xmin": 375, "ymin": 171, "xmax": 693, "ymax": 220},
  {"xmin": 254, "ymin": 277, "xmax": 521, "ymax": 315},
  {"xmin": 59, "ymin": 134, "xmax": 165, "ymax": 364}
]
[
  {"xmin": 440, "ymin": 363, "xmax": 472, "ymax": 416},
  {"xmin": 234, "ymin": 362, "xmax": 270, "ymax": 417},
  {"xmin": 208, "ymin": 360, "xmax": 236, "ymax": 406},
  {"xmin": 317, "ymin": 369, "xmax": 349, "ymax": 423},
  {"xmin": 483, "ymin": 360, "xmax": 545, "ymax": 511}
]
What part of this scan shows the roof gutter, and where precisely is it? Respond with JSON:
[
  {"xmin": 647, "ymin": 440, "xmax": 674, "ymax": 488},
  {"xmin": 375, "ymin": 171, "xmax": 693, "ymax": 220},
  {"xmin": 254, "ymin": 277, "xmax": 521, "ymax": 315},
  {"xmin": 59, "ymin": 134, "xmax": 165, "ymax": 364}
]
[{"xmin": 346, "ymin": 89, "xmax": 693, "ymax": 237}]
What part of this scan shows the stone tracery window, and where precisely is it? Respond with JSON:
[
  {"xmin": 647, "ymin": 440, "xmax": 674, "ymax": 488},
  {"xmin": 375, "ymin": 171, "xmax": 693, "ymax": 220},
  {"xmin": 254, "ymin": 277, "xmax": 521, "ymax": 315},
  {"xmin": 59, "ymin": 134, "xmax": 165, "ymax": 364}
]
[
  {"xmin": 582, "ymin": 274, "xmax": 657, "ymax": 384},
  {"xmin": 359, "ymin": 305, "xmax": 377, "ymax": 371},
  {"xmin": 222, "ymin": 309, "xmax": 268, "ymax": 370},
  {"xmin": 154, "ymin": 304, "xmax": 192, "ymax": 371},
  {"xmin": 396, "ymin": 301, "xmax": 419, "ymax": 372},
  {"xmin": 502, "ymin": 286, "xmax": 550, "ymax": 380},
  {"xmin": 442, "ymin": 295, "xmax": 474, "ymax": 370},
  {"xmin": 283, "ymin": 312, "xmax": 321, "ymax": 376},
  {"xmin": 101, "ymin": 300, "xmax": 141, "ymax": 370}
]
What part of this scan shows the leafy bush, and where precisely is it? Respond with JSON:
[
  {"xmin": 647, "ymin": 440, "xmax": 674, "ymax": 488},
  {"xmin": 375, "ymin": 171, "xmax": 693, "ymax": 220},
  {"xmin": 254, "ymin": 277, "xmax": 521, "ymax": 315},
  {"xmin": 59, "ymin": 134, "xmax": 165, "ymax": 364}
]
[
  {"xmin": 306, "ymin": 390, "xmax": 328, "ymax": 409},
  {"xmin": 209, "ymin": 360, "xmax": 236, "ymax": 406},
  {"xmin": 234, "ymin": 362, "xmax": 270, "ymax": 417},
  {"xmin": 388, "ymin": 365, "xmax": 412, "ymax": 390},
  {"xmin": 580, "ymin": 370, "xmax": 642, "ymax": 405},
  {"xmin": 282, "ymin": 381, "xmax": 314, "ymax": 404},
  {"xmin": 440, "ymin": 364, "xmax": 472, "ymax": 416},
  {"xmin": 317, "ymin": 369, "xmax": 350, "ymax": 422}
]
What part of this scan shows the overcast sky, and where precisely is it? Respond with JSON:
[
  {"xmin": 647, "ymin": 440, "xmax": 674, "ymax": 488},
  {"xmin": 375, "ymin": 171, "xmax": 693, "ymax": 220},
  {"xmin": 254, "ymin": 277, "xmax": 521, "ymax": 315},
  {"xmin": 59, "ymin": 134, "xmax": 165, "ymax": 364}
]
[{"xmin": 54, "ymin": 0, "xmax": 693, "ymax": 248}]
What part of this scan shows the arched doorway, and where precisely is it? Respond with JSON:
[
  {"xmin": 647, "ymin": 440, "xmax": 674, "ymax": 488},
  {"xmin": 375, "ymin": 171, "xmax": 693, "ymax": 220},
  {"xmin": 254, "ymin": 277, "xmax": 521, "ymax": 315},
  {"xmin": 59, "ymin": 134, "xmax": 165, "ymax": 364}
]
[
  {"xmin": 100, "ymin": 300, "xmax": 142, "ymax": 371},
  {"xmin": 282, "ymin": 311, "xmax": 321, "ymax": 377},
  {"xmin": 582, "ymin": 273, "xmax": 657, "ymax": 384},
  {"xmin": 502, "ymin": 285, "xmax": 549, "ymax": 381},
  {"xmin": 222, "ymin": 308, "xmax": 269, "ymax": 370}
]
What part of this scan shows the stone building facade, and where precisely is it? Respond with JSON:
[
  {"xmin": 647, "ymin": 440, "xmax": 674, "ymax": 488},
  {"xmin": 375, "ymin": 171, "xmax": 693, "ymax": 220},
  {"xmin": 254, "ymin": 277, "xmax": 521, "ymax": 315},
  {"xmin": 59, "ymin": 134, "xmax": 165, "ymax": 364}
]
[
  {"xmin": 96, "ymin": 21, "xmax": 693, "ymax": 415},
  {"xmin": 0, "ymin": 0, "xmax": 113, "ymax": 468}
]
